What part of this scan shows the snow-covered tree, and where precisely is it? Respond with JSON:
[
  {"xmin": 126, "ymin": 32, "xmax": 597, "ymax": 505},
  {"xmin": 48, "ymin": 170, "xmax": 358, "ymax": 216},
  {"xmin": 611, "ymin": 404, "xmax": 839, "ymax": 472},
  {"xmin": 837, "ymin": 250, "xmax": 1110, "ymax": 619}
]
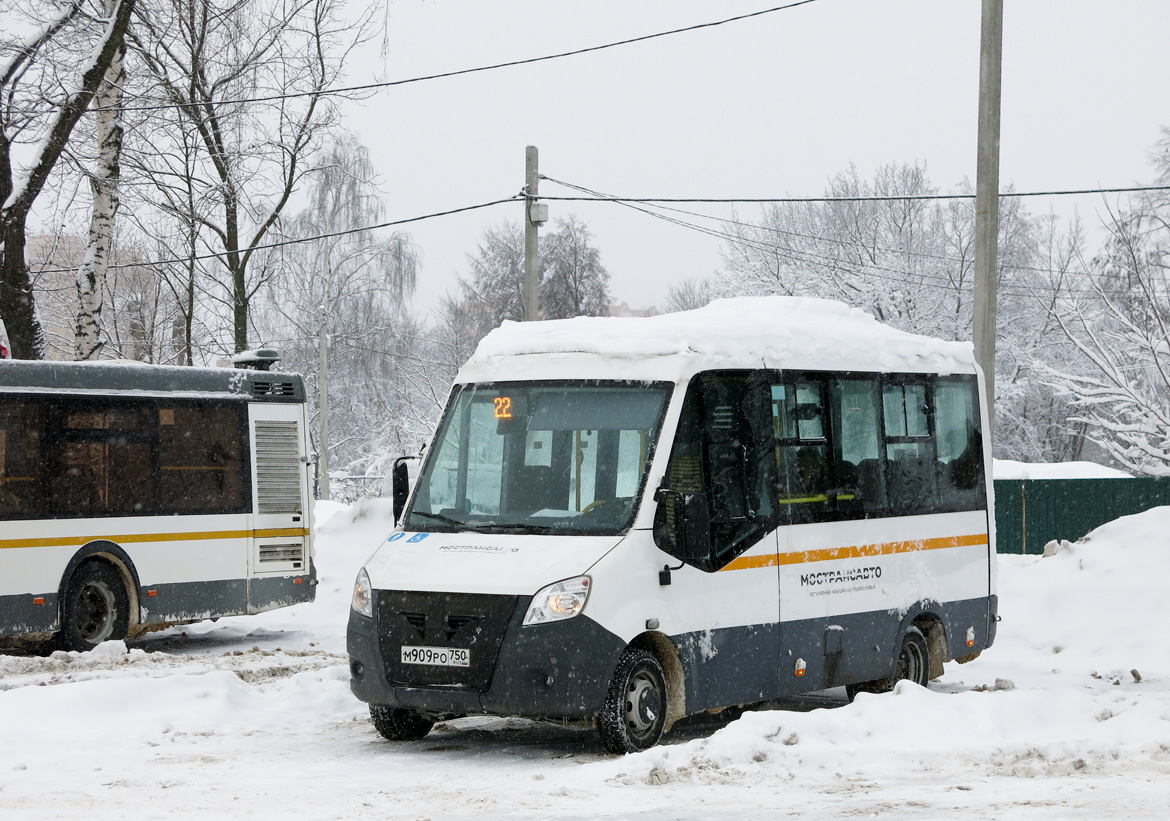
[
  {"xmin": 253, "ymin": 134, "xmax": 419, "ymax": 494},
  {"xmin": 448, "ymin": 216, "xmax": 614, "ymax": 343},
  {"xmin": 1045, "ymin": 189, "xmax": 1170, "ymax": 475}
]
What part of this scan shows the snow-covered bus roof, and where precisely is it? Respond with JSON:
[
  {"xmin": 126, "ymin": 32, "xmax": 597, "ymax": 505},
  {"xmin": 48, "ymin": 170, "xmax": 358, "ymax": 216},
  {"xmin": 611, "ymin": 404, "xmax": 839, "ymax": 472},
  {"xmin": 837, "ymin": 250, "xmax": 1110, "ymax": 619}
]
[
  {"xmin": 0, "ymin": 358, "xmax": 305, "ymax": 402},
  {"xmin": 458, "ymin": 297, "xmax": 977, "ymax": 384}
]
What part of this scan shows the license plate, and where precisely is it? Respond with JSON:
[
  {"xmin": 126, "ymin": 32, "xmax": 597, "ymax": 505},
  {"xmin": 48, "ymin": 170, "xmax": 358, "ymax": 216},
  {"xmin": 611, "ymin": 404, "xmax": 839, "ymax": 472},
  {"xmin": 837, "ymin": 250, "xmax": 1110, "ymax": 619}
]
[{"xmin": 400, "ymin": 645, "xmax": 470, "ymax": 668}]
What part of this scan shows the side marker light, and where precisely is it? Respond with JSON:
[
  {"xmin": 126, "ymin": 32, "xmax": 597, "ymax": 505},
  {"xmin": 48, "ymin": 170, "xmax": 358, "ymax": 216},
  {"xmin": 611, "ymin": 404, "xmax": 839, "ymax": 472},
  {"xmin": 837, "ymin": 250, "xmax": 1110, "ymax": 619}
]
[
  {"xmin": 795, "ymin": 658, "xmax": 806, "ymax": 677},
  {"xmin": 966, "ymin": 626, "xmax": 976, "ymax": 647},
  {"xmin": 33, "ymin": 597, "xmax": 45, "ymax": 605},
  {"xmin": 147, "ymin": 590, "xmax": 158, "ymax": 598}
]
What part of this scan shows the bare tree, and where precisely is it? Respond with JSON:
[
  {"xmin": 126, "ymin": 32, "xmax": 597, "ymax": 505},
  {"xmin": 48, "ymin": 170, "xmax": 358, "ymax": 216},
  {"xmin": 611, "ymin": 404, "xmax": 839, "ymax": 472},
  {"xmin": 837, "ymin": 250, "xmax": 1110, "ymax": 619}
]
[
  {"xmin": 0, "ymin": 0, "xmax": 137, "ymax": 359},
  {"xmin": 127, "ymin": 0, "xmax": 365, "ymax": 354}
]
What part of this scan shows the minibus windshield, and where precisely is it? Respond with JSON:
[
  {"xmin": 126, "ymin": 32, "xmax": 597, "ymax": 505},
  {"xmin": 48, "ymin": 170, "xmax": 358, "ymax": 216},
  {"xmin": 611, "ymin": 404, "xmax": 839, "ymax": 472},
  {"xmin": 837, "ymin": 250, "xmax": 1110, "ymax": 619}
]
[{"xmin": 404, "ymin": 381, "xmax": 672, "ymax": 536}]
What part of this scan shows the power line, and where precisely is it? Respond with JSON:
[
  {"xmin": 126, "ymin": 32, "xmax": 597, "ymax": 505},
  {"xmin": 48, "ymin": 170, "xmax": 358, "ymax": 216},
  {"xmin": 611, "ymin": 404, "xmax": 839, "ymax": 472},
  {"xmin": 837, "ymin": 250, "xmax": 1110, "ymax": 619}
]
[
  {"xmin": 542, "ymin": 175, "xmax": 1097, "ymax": 281},
  {"xmin": 537, "ymin": 184, "xmax": 1170, "ymax": 205},
  {"xmin": 539, "ymin": 177, "xmax": 1111, "ymax": 299},
  {"xmin": 107, "ymin": 1, "xmax": 824, "ymax": 114},
  {"xmin": 30, "ymin": 196, "xmax": 520, "ymax": 275}
]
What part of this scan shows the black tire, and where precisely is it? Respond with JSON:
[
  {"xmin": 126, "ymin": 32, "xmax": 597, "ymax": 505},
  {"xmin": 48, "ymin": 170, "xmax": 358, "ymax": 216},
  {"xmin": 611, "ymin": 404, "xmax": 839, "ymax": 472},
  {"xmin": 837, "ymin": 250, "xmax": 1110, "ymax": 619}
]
[
  {"xmin": 56, "ymin": 561, "xmax": 130, "ymax": 652},
  {"xmin": 845, "ymin": 626, "xmax": 930, "ymax": 701},
  {"xmin": 598, "ymin": 648, "xmax": 668, "ymax": 754},
  {"xmin": 369, "ymin": 705, "xmax": 435, "ymax": 741}
]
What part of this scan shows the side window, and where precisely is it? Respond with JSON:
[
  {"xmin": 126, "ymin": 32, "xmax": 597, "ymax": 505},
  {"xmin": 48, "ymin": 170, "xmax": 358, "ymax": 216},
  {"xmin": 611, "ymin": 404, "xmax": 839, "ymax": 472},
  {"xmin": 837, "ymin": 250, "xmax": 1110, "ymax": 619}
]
[
  {"xmin": 935, "ymin": 378, "xmax": 986, "ymax": 510},
  {"xmin": 829, "ymin": 377, "xmax": 888, "ymax": 515},
  {"xmin": 882, "ymin": 380, "xmax": 937, "ymax": 514},
  {"xmin": 158, "ymin": 403, "xmax": 248, "ymax": 514},
  {"xmin": 658, "ymin": 372, "xmax": 774, "ymax": 570},
  {"xmin": 772, "ymin": 380, "xmax": 833, "ymax": 522},
  {"xmin": 0, "ymin": 401, "xmax": 44, "ymax": 519},
  {"xmin": 51, "ymin": 402, "xmax": 153, "ymax": 517}
]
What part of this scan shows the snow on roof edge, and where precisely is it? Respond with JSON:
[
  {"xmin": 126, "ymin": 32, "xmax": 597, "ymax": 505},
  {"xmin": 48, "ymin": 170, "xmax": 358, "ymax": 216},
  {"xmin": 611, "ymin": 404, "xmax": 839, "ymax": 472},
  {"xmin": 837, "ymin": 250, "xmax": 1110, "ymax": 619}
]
[{"xmin": 462, "ymin": 296, "xmax": 975, "ymax": 380}]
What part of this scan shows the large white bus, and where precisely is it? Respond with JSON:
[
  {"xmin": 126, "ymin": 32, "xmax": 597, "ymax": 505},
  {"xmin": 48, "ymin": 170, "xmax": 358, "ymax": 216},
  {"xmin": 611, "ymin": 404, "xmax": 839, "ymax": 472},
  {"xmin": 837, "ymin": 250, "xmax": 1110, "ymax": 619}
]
[
  {"xmin": 347, "ymin": 297, "xmax": 997, "ymax": 752},
  {"xmin": 0, "ymin": 355, "xmax": 315, "ymax": 652}
]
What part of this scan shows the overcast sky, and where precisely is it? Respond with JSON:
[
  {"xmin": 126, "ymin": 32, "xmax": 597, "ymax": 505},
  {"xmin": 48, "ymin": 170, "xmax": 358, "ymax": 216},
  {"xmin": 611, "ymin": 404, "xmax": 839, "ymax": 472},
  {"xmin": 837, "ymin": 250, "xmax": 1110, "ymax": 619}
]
[{"xmin": 329, "ymin": 1, "xmax": 1166, "ymax": 313}]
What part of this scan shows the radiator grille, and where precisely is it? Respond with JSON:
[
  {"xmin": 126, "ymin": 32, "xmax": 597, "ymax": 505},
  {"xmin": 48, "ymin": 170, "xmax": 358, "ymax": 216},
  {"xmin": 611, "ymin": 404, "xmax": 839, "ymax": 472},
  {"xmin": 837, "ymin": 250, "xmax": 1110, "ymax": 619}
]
[
  {"xmin": 376, "ymin": 591, "xmax": 519, "ymax": 692},
  {"xmin": 255, "ymin": 420, "xmax": 302, "ymax": 514}
]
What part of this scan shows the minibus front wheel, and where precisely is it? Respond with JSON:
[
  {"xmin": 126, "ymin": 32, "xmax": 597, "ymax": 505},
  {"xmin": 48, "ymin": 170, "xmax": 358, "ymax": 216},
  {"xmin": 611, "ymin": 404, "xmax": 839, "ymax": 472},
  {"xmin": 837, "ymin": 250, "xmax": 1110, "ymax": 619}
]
[
  {"xmin": 597, "ymin": 648, "xmax": 668, "ymax": 754},
  {"xmin": 369, "ymin": 705, "xmax": 435, "ymax": 741}
]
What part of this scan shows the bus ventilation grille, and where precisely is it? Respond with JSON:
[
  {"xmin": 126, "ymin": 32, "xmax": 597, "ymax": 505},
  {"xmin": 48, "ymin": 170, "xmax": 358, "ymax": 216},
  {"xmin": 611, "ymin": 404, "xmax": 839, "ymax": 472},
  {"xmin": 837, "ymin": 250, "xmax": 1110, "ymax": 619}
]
[
  {"xmin": 252, "ymin": 379, "xmax": 296, "ymax": 397},
  {"xmin": 259, "ymin": 543, "xmax": 304, "ymax": 564},
  {"xmin": 255, "ymin": 420, "xmax": 302, "ymax": 514}
]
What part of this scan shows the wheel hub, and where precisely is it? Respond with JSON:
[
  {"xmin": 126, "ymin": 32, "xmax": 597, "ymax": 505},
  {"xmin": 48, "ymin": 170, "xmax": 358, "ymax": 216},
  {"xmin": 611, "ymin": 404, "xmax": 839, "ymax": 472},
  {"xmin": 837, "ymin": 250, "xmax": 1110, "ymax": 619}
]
[
  {"xmin": 625, "ymin": 671, "xmax": 662, "ymax": 736},
  {"xmin": 76, "ymin": 581, "xmax": 116, "ymax": 643}
]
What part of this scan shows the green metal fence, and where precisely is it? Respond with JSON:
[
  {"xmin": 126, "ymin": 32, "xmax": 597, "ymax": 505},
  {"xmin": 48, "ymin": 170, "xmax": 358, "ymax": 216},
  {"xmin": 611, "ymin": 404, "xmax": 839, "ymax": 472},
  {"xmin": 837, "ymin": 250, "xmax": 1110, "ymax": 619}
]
[{"xmin": 993, "ymin": 478, "xmax": 1170, "ymax": 554}]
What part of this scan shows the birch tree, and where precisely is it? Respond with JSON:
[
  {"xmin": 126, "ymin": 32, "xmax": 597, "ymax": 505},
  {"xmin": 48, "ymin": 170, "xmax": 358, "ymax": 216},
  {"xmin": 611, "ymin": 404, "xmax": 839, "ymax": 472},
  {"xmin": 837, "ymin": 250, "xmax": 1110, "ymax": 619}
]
[
  {"xmin": 0, "ymin": 0, "xmax": 137, "ymax": 359},
  {"xmin": 74, "ymin": 0, "xmax": 127, "ymax": 360}
]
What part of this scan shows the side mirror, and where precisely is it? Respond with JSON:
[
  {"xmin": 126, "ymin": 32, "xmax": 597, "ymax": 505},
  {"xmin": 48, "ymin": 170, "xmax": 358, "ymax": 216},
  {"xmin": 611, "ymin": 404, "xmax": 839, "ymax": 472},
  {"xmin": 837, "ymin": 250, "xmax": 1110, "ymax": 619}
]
[
  {"xmin": 652, "ymin": 489, "xmax": 711, "ymax": 564},
  {"xmin": 391, "ymin": 458, "xmax": 411, "ymax": 525}
]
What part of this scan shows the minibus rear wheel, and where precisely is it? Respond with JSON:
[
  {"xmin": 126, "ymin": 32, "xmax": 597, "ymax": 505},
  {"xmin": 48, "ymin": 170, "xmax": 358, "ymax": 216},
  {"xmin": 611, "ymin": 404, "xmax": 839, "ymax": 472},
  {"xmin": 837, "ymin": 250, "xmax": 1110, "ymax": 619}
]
[
  {"xmin": 369, "ymin": 705, "xmax": 435, "ymax": 741},
  {"xmin": 845, "ymin": 626, "xmax": 930, "ymax": 701},
  {"xmin": 598, "ymin": 648, "xmax": 668, "ymax": 754}
]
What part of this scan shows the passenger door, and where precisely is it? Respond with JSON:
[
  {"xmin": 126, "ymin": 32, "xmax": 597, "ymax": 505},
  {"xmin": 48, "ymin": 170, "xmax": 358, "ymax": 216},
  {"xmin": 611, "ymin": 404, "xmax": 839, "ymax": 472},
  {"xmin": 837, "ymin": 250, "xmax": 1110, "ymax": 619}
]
[{"xmin": 655, "ymin": 370, "xmax": 782, "ymax": 710}]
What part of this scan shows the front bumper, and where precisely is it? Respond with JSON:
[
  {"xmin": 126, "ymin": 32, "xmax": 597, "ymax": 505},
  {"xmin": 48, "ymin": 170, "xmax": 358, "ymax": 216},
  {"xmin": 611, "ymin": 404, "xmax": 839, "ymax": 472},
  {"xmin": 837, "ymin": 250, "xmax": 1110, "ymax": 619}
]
[{"xmin": 347, "ymin": 591, "xmax": 626, "ymax": 720}]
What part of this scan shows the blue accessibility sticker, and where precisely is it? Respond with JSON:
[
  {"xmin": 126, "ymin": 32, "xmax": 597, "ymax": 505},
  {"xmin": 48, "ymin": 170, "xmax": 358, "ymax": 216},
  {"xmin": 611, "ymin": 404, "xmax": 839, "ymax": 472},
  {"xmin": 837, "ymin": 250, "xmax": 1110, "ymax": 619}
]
[
  {"xmin": 407, "ymin": 533, "xmax": 429, "ymax": 543},
  {"xmin": 387, "ymin": 532, "xmax": 406, "ymax": 542}
]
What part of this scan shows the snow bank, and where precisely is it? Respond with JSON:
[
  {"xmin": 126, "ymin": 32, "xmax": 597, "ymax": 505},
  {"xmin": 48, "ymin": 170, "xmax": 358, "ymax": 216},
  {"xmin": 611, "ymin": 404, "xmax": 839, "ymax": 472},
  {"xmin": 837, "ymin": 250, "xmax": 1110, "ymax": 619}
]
[
  {"xmin": 994, "ymin": 459, "xmax": 1132, "ymax": 479},
  {"xmin": 4, "ymin": 501, "xmax": 1170, "ymax": 819}
]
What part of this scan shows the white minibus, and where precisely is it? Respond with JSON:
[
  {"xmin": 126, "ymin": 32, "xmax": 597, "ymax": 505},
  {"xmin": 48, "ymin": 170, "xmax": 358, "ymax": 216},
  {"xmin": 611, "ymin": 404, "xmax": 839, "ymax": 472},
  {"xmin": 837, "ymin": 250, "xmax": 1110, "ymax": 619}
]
[
  {"xmin": 347, "ymin": 297, "xmax": 997, "ymax": 752},
  {"xmin": 0, "ymin": 354, "xmax": 315, "ymax": 652}
]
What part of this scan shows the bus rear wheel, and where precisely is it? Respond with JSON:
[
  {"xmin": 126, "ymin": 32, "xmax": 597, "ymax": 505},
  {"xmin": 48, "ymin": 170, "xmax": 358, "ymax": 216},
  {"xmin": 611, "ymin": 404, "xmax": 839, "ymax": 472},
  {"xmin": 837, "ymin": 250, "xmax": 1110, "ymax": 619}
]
[
  {"xmin": 598, "ymin": 648, "xmax": 668, "ymax": 754},
  {"xmin": 846, "ymin": 626, "xmax": 930, "ymax": 701},
  {"xmin": 57, "ymin": 562, "xmax": 130, "ymax": 652},
  {"xmin": 369, "ymin": 705, "xmax": 435, "ymax": 741}
]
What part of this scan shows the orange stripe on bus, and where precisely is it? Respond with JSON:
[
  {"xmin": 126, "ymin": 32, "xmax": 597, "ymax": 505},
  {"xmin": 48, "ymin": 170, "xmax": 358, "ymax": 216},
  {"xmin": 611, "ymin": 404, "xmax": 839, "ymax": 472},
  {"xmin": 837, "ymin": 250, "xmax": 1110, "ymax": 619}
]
[
  {"xmin": 0, "ymin": 527, "xmax": 309, "ymax": 551},
  {"xmin": 720, "ymin": 533, "xmax": 989, "ymax": 572}
]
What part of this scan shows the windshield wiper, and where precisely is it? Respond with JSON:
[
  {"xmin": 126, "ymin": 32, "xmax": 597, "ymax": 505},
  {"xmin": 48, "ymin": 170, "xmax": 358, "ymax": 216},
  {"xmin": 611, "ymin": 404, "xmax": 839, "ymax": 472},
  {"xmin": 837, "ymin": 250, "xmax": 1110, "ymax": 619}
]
[
  {"xmin": 408, "ymin": 510, "xmax": 468, "ymax": 528},
  {"xmin": 408, "ymin": 511, "xmax": 557, "ymax": 534}
]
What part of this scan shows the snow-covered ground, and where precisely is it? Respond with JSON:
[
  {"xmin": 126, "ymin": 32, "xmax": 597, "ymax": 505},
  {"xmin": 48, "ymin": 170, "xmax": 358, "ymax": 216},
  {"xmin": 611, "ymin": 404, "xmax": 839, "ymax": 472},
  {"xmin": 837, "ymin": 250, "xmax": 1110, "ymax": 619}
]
[{"xmin": 3, "ymin": 499, "xmax": 1170, "ymax": 820}]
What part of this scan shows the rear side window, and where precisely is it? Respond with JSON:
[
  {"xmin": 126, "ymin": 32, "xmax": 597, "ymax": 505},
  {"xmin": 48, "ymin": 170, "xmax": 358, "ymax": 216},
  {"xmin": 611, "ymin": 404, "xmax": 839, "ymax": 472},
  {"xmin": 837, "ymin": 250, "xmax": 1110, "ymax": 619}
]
[{"xmin": 0, "ymin": 401, "xmax": 44, "ymax": 519}]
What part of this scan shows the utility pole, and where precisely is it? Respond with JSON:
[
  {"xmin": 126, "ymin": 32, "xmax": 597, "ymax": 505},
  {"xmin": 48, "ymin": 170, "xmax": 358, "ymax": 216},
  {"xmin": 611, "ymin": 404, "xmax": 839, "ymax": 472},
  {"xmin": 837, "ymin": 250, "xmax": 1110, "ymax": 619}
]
[
  {"xmin": 974, "ymin": 0, "xmax": 1003, "ymax": 441},
  {"xmin": 523, "ymin": 145, "xmax": 547, "ymax": 321},
  {"xmin": 317, "ymin": 307, "xmax": 330, "ymax": 500}
]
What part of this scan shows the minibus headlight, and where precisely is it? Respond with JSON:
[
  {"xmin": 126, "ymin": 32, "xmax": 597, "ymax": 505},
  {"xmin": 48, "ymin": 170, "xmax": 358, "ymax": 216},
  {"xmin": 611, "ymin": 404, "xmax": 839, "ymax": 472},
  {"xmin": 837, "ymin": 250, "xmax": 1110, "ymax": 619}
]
[
  {"xmin": 523, "ymin": 576, "xmax": 591, "ymax": 626},
  {"xmin": 351, "ymin": 567, "xmax": 373, "ymax": 618}
]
